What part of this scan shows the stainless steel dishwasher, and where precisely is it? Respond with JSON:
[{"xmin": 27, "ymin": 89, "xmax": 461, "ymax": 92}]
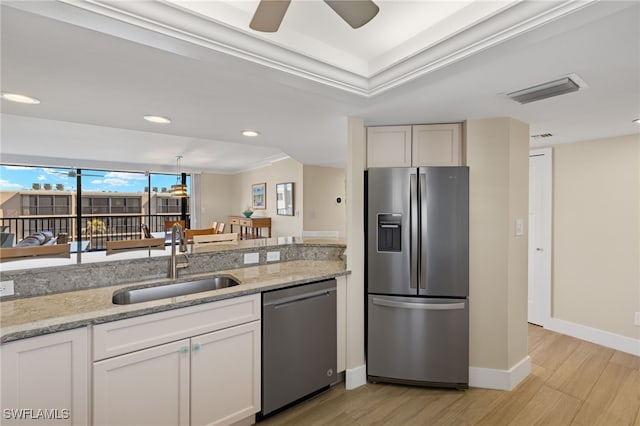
[{"xmin": 260, "ymin": 278, "xmax": 337, "ymax": 418}]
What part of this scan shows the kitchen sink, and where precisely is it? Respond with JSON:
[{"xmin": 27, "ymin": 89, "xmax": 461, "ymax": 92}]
[{"xmin": 112, "ymin": 275, "xmax": 240, "ymax": 305}]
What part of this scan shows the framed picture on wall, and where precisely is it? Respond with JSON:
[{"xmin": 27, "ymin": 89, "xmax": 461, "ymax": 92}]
[{"xmin": 252, "ymin": 182, "xmax": 266, "ymax": 209}]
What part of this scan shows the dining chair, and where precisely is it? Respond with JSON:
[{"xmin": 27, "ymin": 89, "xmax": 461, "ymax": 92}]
[
  {"xmin": 216, "ymin": 222, "xmax": 225, "ymax": 234},
  {"xmin": 0, "ymin": 232, "xmax": 15, "ymax": 248},
  {"xmin": 164, "ymin": 220, "xmax": 186, "ymax": 231},
  {"xmin": 185, "ymin": 228, "xmax": 216, "ymax": 243},
  {"xmin": 193, "ymin": 232, "xmax": 238, "ymax": 245},
  {"xmin": 210, "ymin": 221, "xmax": 219, "ymax": 233}
]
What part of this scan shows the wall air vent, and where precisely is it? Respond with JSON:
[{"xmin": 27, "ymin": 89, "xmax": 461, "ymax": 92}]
[
  {"xmin": 531, "ymin": 133, "xmax": 553, "ymax": 139},
  {"xmin": 507, "ymin": 74, "xmax": 586, "ymax": 104}
]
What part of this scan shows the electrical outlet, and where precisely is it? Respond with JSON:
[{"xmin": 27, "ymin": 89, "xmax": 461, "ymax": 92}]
[
  {"xmin": 243, "ymin": 252, "xmax": 259, "ymax": 264},
  {"xmin": 635, "ymin": 312, "xmax": 640, "ymax": 327},
  {"xmin": 267, "ymin": 251, "xmax": 280, "ymax": 262},
  {"xmin": 0, "ymin": 280, "xmax": 15, "ymax": 297}
]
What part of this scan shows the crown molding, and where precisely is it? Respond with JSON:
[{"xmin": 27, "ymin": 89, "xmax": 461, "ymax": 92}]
[{"xmin": 8, "ymin": 0, "xmax": 597, "ymax": 97}]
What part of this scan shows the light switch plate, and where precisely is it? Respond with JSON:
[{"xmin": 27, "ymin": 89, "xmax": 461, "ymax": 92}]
[
  {"xmin": 244, "ymin": 252, "xmax": 259, "ymax": 264},
  {"xmin": 515, "ymin": 219, "xmax": 524, "ymax": 236},
  {"xmin": 267, "ymin": 251, "xmax": 280, "ymax": 262},
  {"xmin": 0, "ymin": 280, "xmax": 15, "ymax": 297}
]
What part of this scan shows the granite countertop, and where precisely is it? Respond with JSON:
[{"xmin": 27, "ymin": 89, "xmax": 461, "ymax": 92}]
[{"xmin": 0, "ymin": 259, "xmax": 349, "ymax": 344}]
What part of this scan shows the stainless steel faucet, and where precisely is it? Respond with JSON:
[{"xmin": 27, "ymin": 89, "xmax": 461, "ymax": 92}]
[{"xmin": 168, "ymin": 223, "xmax": 188, "ymax": 279}]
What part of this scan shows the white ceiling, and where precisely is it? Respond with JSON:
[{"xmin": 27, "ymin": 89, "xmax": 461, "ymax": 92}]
[{"xmin": 1, "ymin": 0, "xmax": 638, "ymax": 174}]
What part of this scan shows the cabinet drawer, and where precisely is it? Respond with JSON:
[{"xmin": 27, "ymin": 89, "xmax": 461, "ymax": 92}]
[
  {"xmin": 229, "ymin": 217, "xmax": 241, "ymax": 225},
  {"xmin": 93, "ymin": 294, "xmax": 260, "ymax": 361}
]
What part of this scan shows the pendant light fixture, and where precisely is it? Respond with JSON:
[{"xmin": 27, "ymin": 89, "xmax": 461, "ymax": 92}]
[{"xmin": 171, "ymin": 155, "xmax": 188, "ymax": 198}]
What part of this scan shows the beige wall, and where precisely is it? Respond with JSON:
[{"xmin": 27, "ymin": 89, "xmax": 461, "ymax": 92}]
[
  {"xmin": 302, "ymin": 165, "xmax": 346, "ymax": 238},
  {"xmin": 345, "ymin": 117, "xmax": 366, "ymax": 383},
  {"xmin": 552, "ymin": 134, "xmax": 640, "ymax": 339},
  {"xmin": 466, "ymin": 117, "xmax": 529, "ymax": 370},
  {"xmin": 198, "ymin": 173, "xmax": 234, "ymax": 228},
  {"xmin": 200, "ymin": 159, "xmax": 343, "ymax": 238},
  {"xmin": 231, "ymin": 157, "xmax": 304, "ymax": 238}
]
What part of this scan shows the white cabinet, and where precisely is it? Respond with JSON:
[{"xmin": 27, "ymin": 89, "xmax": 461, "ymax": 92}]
[
  {"xmin": 412, "ymin": 124, "xmax": 462, "ymax": 167},
  {"xmin": 367, "ymin": 123, "xmax": 463, "ymax": 168},
  {"xmin": 92, "ymin": 294, "xmax": 261, "ymax": 426},
  {"xmin": 366, "ymin": 126, "xmax": 412, "ymax": 167},
  {"xmin": 190, "ymin": 322, "xmax": 260, "ymax": 426},
  {"xmin": 0, "ymin": 328, "xmax": 88, "ymax": 426},
  {"xmin": 93, "ymin": 339, "xmax": 190, "ymax": 426}
]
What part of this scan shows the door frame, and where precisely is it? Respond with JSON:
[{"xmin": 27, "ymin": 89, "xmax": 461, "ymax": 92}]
[{"xmin": 529, "ymin": 147, "xmax": 553, "ymax": 326}]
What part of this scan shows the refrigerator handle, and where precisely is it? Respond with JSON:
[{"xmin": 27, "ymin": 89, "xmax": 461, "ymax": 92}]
[
  {"xmin": 410, "ymin": 173, "xmax": 418, "ymax": 289},
  {"xmin": 372, "ymin": 297, "xmax": 465, "ymax": 310},
  {"xmin": 419, "ymin": 172, "xmax": 427, "ymax": 290}
]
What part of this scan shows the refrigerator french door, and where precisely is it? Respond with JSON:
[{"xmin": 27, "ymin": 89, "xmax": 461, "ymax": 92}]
[{"xmin": 366, "ymin": 167, "xmax": 469, "ymax": 388}]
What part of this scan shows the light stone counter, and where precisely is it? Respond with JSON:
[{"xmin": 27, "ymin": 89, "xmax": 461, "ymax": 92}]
[{"xmin": 1, "ymin": 259, "xmax": 349, "ymax": 344}]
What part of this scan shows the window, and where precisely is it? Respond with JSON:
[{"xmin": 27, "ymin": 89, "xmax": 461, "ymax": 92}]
[
  {"xmin": 157, "ymin": 197, "xmax": 182, "ymax": 214},
  {"xmin": 1, "ymin": 164, "xmax": 191, "ymax": 259},
  {"xmin": 82, "ymin": 197, "xmax": 109, "ymax": 215},
  {"xmin": 21, "ymin": 195, "xmax": 71, "ymax": 215},
  {"xmin": 109, "ymin": 197, "xmax": 142, "ymax": 214}
]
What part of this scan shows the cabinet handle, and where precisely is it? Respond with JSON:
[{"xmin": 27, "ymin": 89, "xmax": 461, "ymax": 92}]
[
  {"xmin": 192, "ymin": 343, "xmax": 201, "ymax": 352},
  {"xmin": 180, "ymin": 346, "xmax": 189, "ymax": 354}
]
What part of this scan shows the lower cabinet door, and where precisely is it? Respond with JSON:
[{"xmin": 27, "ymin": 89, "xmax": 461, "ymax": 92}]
[
  {"xmin": 93, "ymin": 339, "xmax": 190, "ymax": 426},
  {"xmin": 190, "ymin": 321, "xmax": 261, "ymax": 426},
  {"xmin": 1, "ymin": 328, "xmax": 88, "ymax": 426}
]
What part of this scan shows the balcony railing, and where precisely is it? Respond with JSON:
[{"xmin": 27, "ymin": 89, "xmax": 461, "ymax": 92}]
[{"xmin": 0, "ymin": 214, "xmax": 190, "ymax": 251}]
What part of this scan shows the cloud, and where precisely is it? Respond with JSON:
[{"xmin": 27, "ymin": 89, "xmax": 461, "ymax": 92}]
[
  {"xmin": 37, "ymin": 175, "xmax": 46, "ymax": 181},
  {"xmin": 42, "ymin": 168, "xmax": 61, "ymax": 176},
  {"xmin": 102, "ymin": 178, "xmax": 130, "ymax": 187},
  {"xmin": 0, "ymin": 179, "xmax": 23, "ymax": 190},
  {"xmin": 4, "ymin": 166, "xmax": 32, "ymax": 170},
  {"xmin": 104, "ymin": 172, "xmax": 146, "ymax": 181}
]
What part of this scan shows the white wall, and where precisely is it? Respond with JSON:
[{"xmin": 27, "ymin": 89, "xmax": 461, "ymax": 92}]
[
  {"xmin": 552, "ymin": 134, "xmax": 640, "ymax": 340},
  {"xmin": 302, "ymin": 165, "xmax": 346, "ymax": 238}
]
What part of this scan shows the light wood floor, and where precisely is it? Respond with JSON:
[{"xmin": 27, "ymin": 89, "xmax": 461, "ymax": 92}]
[{"xmin": 261, "ymin": 324, "xmax": 640, "ymax": 425}]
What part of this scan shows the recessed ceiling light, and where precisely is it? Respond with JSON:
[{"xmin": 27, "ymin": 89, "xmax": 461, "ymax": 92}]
[
  {"xmin": 143, "ymin": 115, "xmax": 171, "ymax": 124},
  {"xmin": 1, "ymin": 92, "xmax": 41, "ymax": 104},
  {"xmin": 633, "ymin": 118, "xmax": 640, "ymax": 124},
  {"xmin": 242, "ymin": 130, "xmax": 260, "ymax": 137}
]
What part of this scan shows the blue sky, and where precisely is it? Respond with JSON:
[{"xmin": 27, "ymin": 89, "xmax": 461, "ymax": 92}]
[{"xmin": 0, "ymin": 165, "xmax": 183, "ymax": 193}]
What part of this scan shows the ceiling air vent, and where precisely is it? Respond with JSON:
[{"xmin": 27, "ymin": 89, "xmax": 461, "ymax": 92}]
[
  {"xmin": 507, "ymin": 74, "xmax": 585, "ymax": 104},
  {"xmin": 531, "ymin": 133, "xmax": 553, "ymax": 139}
]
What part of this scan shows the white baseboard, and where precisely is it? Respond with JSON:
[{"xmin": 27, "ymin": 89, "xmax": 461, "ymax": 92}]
[
  {"xmin": 545, "ymin": 317, "xmax": 640, "ymax": 356},
  {"xmin": 469, "ymin": 356, "xmax": 531, "ymax": 390},
  {"xmin": 345, "ymin": 364, "xmax": 367, "ymax": 390}
]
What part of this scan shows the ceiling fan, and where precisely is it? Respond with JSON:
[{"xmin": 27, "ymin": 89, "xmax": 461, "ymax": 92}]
[
  {"xmin": 52, "ymin": 169, "xmax": 103, "ymax": 178},
  {"xmin": 250, "ymin": 0, "xmax": 379, "ymax": 32}
]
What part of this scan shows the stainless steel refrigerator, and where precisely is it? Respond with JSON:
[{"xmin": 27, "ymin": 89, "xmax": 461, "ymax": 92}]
[{"xmin": 366, "ymin": 166, "xmax": 469, "ymax": 389}]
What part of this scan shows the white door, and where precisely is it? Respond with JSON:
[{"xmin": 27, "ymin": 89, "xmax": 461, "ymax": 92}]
[{"xmin": 528, "ymin": 148, "xmax": 552, "ymax": 326}]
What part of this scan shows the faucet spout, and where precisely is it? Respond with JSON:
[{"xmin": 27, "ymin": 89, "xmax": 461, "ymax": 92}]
[{"xmin": 168, "ymin": 223, "xmax": 188, "ymax": 279}]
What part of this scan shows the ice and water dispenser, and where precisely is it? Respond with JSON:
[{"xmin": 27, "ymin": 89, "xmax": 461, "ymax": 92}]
[{"xmin": 377, "ymin": 213, "xmax": 402, "ymax": 252}]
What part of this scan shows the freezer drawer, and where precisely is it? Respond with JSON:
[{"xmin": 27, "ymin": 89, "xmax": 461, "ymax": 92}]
[
  {"xmin": 367, "ymin": 295, "xmax": 468, "ymax": 387},
  {"xmin": 261, "ymin": 279, "xmax": 337, "ymax": 416}
]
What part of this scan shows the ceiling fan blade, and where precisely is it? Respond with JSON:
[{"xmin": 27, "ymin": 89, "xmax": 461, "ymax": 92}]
[
  {"xmin": 324, "ymin": 0, "xmax": 379, "ymax": 29},
  {"xmin": 250, "ymin": 0, "xmax": 291, "ymax": 32}
]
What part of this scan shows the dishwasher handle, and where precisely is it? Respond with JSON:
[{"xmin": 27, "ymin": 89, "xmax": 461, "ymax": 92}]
[{"xmin": 264, "ymin": 288, "xmax": 336, "ymax": 309}]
